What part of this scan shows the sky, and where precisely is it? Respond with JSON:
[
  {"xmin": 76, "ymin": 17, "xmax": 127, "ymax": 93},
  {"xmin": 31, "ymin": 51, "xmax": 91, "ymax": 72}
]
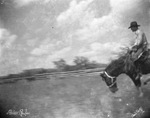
[{"xmin": 0, "ymin": 0, "xmax": 149, "ymax": 75}]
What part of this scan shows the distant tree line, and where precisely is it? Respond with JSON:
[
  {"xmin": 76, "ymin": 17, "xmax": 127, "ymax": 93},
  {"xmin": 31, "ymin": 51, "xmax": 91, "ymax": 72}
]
[
  {"xmin": 0, "ymin": 56, "xmax": 106, "ymax": 79},
  {"xmin": 53, "ymin": 56, "xmax": 106, "ymax": 71}
]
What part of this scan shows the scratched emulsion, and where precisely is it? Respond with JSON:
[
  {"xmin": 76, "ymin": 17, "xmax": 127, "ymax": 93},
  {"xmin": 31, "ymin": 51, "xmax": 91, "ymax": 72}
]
[{"xmin": 0, "ymin": 73, "xmax": 150, "ymax": 118}]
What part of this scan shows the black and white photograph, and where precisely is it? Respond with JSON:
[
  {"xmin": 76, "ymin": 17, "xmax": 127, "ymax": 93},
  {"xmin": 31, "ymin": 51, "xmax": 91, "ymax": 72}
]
[{"xmin": 0, "ymin": 0, "xmax": 150, "ymax": 118}]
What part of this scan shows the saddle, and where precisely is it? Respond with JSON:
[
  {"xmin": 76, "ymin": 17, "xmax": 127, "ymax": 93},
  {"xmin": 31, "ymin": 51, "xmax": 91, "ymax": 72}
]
[{"xmin": 137, "ymin": 49, "xmax": 150, "ymax": 62}]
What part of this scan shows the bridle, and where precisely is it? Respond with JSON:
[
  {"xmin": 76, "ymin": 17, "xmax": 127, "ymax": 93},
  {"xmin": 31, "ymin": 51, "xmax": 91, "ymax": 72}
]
[{"xmin": 104, "ymin": 71, "xmax": 117, "ymax": 88}]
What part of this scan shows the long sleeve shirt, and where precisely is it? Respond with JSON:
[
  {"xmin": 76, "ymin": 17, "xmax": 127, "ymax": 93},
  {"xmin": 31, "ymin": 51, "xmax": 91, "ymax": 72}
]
[{"xmin": 131, "ymin": 29, "xmax": 148, "ymax": 50}]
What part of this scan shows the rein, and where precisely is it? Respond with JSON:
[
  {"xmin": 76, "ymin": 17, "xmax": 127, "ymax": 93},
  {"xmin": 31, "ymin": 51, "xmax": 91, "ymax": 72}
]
[{"xmin": 104, "ymin": 71, "xmax": 117, "ymax": 88}]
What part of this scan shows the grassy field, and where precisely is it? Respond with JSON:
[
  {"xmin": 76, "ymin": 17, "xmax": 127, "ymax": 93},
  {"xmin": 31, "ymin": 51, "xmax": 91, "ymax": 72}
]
[{"xmin": 0, "ymin": 71, "xmax": 150, "ymax": 118}]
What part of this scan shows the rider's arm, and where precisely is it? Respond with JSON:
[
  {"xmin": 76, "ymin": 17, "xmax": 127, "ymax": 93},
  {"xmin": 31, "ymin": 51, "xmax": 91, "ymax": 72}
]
[
  {"xmin": 137, "ymin": 32, "xmax": 148, "ymax": 49},
  {"xmin": 129, "ymin": 30, "xmax": 142, "ymax": 51},
  {"xmin": 134, "ymin": 30, "xmax": 143, "ymax": 46}
]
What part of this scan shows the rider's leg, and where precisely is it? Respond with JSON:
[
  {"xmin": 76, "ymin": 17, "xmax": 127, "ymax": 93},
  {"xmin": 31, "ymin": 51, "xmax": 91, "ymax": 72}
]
[
  {"xmin": 134, "ymin": 60, "xmax": 142, "ymax": 80},
  {"xmin": 135, "ymin": 64, "xmax": 142, "ymax": 80}
]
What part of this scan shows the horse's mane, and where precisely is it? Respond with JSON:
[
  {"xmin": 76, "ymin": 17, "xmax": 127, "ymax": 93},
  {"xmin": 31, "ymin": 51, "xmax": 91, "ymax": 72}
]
[
  {"xmin": 107, "ymin": 56, "xmax": 125, "ymax": 71},
  {"xmin": 106, "ymin": 49, "xmax": 135, "ymax": 73}
]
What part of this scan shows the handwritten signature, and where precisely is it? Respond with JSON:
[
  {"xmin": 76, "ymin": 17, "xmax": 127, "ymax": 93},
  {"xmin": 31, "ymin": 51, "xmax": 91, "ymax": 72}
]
[
  {"xmin": 130, "ymin": 107, "xmax": 145, "ymax": 118},
  {"xmin": 6, "ymin": 109, "xmax": 30, "ymax": 117}
]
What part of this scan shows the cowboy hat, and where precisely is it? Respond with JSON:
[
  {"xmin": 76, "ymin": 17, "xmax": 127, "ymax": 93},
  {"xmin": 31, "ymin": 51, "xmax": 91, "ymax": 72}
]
[{"xmin": 128, "ymin": 21, "xmax": 140, "ymax": 29}]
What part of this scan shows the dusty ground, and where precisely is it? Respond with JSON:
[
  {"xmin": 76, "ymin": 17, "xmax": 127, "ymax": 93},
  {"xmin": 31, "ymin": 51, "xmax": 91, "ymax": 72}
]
[{"xmin": 0, "ymin": 72, "xmax": 150, "ymax": 118}]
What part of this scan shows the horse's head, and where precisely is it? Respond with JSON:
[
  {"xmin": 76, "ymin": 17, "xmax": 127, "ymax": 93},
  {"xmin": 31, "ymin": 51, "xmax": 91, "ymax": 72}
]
[
  {"xmin": 100, "ymin": 71, "xmax": 118, "ymax": 93},
  {"xmin": 100, "ymin": 47, "xmax": 136, "ymax": 93}
]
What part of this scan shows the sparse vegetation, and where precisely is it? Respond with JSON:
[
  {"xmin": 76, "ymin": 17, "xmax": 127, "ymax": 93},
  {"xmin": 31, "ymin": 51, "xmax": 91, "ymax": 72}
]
[
  {"xmin": 0, "ymin": 56, "xmax": 106, "ymax": 79},
  {"xmin": 53, "ymin": 56, "xmax": 106, "ymax": 71}
]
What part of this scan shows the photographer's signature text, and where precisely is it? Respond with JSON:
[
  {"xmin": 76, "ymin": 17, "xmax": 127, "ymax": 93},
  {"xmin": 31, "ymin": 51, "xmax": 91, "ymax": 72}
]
[{"xmin": 6, "ymin": 109, "xmax": 30, "ymax": 117}]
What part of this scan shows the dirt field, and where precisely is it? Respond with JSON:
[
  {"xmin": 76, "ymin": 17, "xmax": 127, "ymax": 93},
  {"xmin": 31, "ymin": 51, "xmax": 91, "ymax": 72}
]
[{"xmin": 0, "ymin": 72, "xmax": 150, "ymax": 118}]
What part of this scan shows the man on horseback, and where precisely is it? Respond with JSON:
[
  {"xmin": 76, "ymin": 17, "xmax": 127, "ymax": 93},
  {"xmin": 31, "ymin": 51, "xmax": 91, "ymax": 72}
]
[
  {"xmin": 128, "ymin": 21, "xmax": 148, "ymax": 61},
  {"xmin": 128, "ymin": 21, "xmax": 149, "ymax": 78},
  {"xmin": 100, "ymin": 22, "xmax": 148, "ymax": 97}
]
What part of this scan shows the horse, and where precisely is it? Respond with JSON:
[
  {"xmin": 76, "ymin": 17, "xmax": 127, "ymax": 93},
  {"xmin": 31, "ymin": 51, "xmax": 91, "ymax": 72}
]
[{"xmin": 100, "ymin": 48, "xmax": 150, "ymax": 97}]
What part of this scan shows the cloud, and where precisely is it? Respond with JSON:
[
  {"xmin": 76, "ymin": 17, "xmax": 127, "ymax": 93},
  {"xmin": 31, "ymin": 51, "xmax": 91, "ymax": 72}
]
[
  {"xmin": 26, "ymin": 38, "xmax": 38, "ymax": 47},
  {"xmin": 57, "ymin": 0, "xmax": 150, "ymax": 64},
  {"xmin": 29, "ymin": 36, "xmax": 72, "ymax": 68},
  {"xmin": 28, "ymin": 47, "xmax": 71, "ymax": 68},
  {"xmin": 56, "ymin": 0, "xmax": 126, "ymax": 44},
  {"xmin": 110, "ymin": 0, "xmax": 150, "ymax": 25},
  {"xmin": 14, "ymin": 0, "xmax": 57, "ymax": 7},
  {"xmin": 0, "ymin": 28, "xmax": 17, "ymax": 57},
  {"xmin": 110, "ymin": 0, "xmax": 139, "ymax": 13},
  {"xmin": 0, "ymin": 28, "xmax": 19, "ymax": 75},
  {"xmin": 47, "ymin": 47, "xmax": 71, "ymax": 60},
  {"xmin": 31, "ymin": 43, "xmax": 55, "ymax": 56},
  {"xmin": 57, "ymin": 0, "xmax": 94, "ymax": 27},
  {"xmin": 14, "ymin": 0, "xmax": 38, "ymax": 6},
  {"xmin": 30, "ymin": 38, "xmax": 67, "ymax": 56},
  {"xmin": 78, "ymin": 42, "xmax": 124, "ymax": 63}
]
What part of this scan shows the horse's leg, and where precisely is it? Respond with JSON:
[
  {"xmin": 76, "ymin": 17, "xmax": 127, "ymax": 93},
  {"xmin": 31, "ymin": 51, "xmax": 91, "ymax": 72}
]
[
  {"xmin": 130, "ymin": 74, "xmax": 143, "ymax": 97},
  {"xmin": 136, "ymin": 86, "xmax": 143, "ymax": 97},
  {"xmin": 135, "ymin": 77, "xmax": 143, "ymax": 97}
]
